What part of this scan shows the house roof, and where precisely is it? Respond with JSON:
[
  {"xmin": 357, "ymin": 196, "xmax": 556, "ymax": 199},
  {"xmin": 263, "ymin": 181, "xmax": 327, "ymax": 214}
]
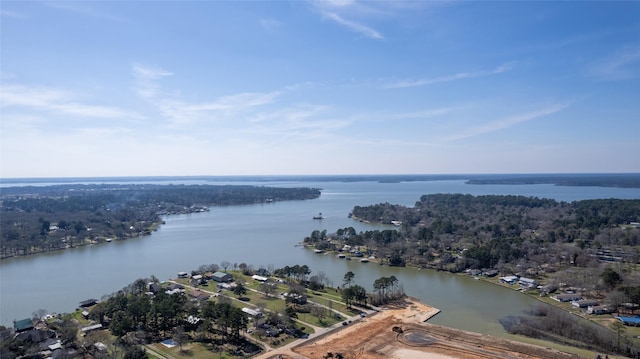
[
  {"xmin": 79, "ymin": 298, "xmax": 98, "ymax": 307},
  {"xmin": 14, "ymin": 318, "xmax": 33, "ymax": 331},
  {"xmin": 212, "ymin": 271, "xmax": 232, "ymax": 280}
]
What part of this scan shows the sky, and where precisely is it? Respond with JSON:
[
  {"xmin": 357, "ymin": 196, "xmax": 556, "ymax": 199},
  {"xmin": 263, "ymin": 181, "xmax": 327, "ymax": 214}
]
[{"xmin": 1, "ymin": 1, "xmax": 639, "ymax": 178}]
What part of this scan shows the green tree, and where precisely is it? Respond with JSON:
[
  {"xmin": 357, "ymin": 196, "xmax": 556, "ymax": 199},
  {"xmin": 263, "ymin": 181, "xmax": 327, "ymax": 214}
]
[
  {"xmin": 602, "ymin": 267, "xmax": 623, "ymax": 290},
  {"xmin": 343, "ymin": 271, "xmax": 355, "ymax": 288},
  {"xmin": 233, "ymin": 282, "xmax": 247, "ymax": 298}
]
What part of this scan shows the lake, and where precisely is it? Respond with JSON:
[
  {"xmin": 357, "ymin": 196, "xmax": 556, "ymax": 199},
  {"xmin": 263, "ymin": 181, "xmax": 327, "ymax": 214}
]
[{"xmin": 1, "ymin": 178, "xmax": 639, "ymax": 336}]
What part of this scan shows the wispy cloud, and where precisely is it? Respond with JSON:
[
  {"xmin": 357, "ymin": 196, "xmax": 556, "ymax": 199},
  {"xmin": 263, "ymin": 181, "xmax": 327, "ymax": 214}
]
[
  {"xmin": 321, "ymin": 12, "xmax": 383, "ymax": 40},
  {"xmin": 385, "ymin": 108, "xmax": 451, "ymax": 120},
  {"xmin": 132, "ymin": 63, "xmax": 281, "ymax": 127},
  {"xmin": 132, "ymin": 63, "xmax": 173, "ymax": 98},
  {"xmin": 311, "ymin": 0, "xmax": 385, "ymax": 40},
  {"xmin": 0, "ymin": 84, "xmax": 143, "ymax": 119},
  {"xmin": 443, "ymin": 102, "xmax": 569, "ymax": 142},
  {"xmin": 259, "ymin": 18, "xmax": 281, "ymax": 31},
  {"xmin": 589, "ymin": 46, "xmax": 640, "ymax": 81},
  {"xmin": 1, "ymin": 9, "xmax": 27, "ymax": 18},
  {"xmin": 44, "ymin": 2, "xmax": 130, "ymax": 22},
  {"xmin": 385, "ymin": 62, "xmax": 516, "ymax": 89}
]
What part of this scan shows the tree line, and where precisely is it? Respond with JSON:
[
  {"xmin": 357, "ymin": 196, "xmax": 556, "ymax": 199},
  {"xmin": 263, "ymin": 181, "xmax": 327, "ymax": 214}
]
[{"xmin": 1, "ymin": 184, "xmax": 320, "ymax": 258}]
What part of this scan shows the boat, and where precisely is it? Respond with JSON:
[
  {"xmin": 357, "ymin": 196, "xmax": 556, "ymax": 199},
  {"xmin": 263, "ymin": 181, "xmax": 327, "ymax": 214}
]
[
  {"xmin": 313, "ymin": 212, "xmax": 324, "ymax": 220},
  {"xmin": 360, "ymin": 258, "xmax": 369, "ymax": 263},
  {"xmin": 337, "ymin": 253, "xmax": 346, "ymax": 258}
]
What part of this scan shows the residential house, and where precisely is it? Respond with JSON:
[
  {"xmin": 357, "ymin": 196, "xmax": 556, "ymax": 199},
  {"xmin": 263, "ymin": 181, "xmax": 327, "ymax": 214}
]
[
  {"xmin": 551, "ymin": 293, "xmax": 583, "ymax": 302},
  {"xmin": 500, "ymin": 276, "xmax": 518, "ymax": 284},
  {"xmin": 212, "ymin": 271, "xmax": 233, "ymax": 283},
  {"xmin": 587, "ymin": 305, "xmax": 615, "ymax": 315},
  {"xmin": 14, "ymin": 318, "xmax": 34, "ymax": 333},
  {"xmin": 572, "ymin": 299, "xmax": 599, "ymax": 308},
  {"xmin": 191, "ymin": 274, "xmax": 204, "ymax": 286},
  {"xmin": 79, "ymin": 299, "xmax": 98, "ymax": 308},
  {"xmin": 519, "ymin": 277, "xmax": 538, "ymax": 289}
]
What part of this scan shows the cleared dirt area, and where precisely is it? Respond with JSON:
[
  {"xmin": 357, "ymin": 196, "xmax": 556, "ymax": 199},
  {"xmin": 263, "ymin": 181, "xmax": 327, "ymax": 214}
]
[{"xmin": 290, "ymin": 297, "xmax": 583, "ymax": 359}]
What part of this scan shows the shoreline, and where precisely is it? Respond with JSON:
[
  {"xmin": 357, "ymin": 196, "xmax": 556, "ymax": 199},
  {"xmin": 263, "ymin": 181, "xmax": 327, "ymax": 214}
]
[{"xmin": 290, "ymin": 297, "xmax": 584, "ymax": 359}]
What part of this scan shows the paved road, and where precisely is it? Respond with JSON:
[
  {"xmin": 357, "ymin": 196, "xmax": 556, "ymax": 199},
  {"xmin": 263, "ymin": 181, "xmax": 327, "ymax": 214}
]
[{"xmin": 168, "ymin": 279, "xmax": 378, "ymax": 359}]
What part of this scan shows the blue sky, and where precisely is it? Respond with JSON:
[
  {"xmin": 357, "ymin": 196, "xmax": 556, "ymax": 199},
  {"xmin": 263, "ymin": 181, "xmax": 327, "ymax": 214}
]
[{"xmin": 1, "ymin": 1, "xmax": 639, "ymax": 178}]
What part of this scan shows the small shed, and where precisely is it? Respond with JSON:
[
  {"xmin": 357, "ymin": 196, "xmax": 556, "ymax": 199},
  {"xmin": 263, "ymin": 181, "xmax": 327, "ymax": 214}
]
[{"xmin": 212, "ymin": 271, "xmax": 233, "ymax": 283}]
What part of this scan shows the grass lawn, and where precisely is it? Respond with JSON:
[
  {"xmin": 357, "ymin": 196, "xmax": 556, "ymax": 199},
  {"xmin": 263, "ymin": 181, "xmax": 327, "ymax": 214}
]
[{"xmin": 148, "ymin": 341, "xmax": 242, "ymax": 359}]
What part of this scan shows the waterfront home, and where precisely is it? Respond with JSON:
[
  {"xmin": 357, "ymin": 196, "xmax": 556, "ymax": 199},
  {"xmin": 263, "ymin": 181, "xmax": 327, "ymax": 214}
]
[
  {"xmin": 551, "ymin": 293, "xmax": 583, "ymax": 302},
  {"xmin": 81, "ymin": 324, "xmax": 103, "ymax": 334},
  {"xmin": 518, "ymin": 277, "xmax": 537, "ymax": 289},
  {"xmin": 79, "ymin": 299, "xmax": 98, "ymax": 308},
  {"xmin": 212, "ymin": 271, "xmax": 233, "ymax": 283},
  {"xmin": 500, "ymin": 276, "xmax": 518, "ymax": 285},
  {"xmin": 252, "ymin": 274, "xmax": 268, "ymax": 282},
  {"xmin": 14, "ymin": 318, "xmax": 34, "ymax": 332},
  {"xmin": 587, "ymin": 305, "xmax": 615, "ymax": 315},
  {"xmin": 191, "ymin": 274, "xmax": 204, "ymax": 286},
  {"xmin": 148, "ymin": 282, "xmax": 162, "ymax": 294},
  {"xmin": 572, "ymin": 299, "xmax": 599, "ymax": 308},
  {"xmin": 483, "ymin": 269, "xmax": 499, "ymax": 277}
]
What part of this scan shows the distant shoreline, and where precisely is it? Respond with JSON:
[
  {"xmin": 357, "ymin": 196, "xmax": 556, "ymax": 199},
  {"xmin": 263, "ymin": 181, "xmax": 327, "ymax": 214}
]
[{"xmin": 2, "ymin": 173, "xmax": 640, "ymax": 188}]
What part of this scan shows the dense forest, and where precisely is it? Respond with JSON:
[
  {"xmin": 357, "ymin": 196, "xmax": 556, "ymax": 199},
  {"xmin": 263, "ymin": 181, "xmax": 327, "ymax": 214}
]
[
  {"xmin": 302, "ymin": 194, "xmax": 640, "ymax": 356},
  {"xmin": 0, "ymin": 184, "xmax": 320, "ymax": 259},
  {"xmin": 303, "ymin": 194, "xmax": 640, "ymax": 272}
]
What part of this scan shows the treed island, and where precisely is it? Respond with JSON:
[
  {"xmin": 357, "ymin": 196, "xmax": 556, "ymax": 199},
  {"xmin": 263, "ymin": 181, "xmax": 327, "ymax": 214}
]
[{"xmin": 2, "ymin": 181, "xmax": 640, "ymax": 358}]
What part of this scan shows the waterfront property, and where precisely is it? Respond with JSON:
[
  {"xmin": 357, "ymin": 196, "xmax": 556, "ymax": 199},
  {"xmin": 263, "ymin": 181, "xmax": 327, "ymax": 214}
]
[
  {"xmin": 212, "ymin": 271, "xmax": 233, "ymax": 282},
  {"xmin": 500, "ymin": 276, "xmax": 518, "ymax": 285},
  {"xmin": 518, "ymin": 277, "xmax": 537, "ymax": 289},
  {"xmin": 14, "ymin": 318, "xmax": 34, "ymax": 332},
  {"xmin": 616, "ymin": 316, "xmax": 640, "ymax": 326},
  {"xmin": 79, "ymin": 299, "xmax": 98, "ymax": 308},
  {"xmin": 551, "ymin": 293, "xmax": 583, "ymax": 302},
  {"xmin": 252, "ymin": 274, "xmax": 268, "ymax": 282},
  {"xmin": 571, "ymin": 299, "xmax": 599, "ymax": 308},
  {"xmin": 587, "ymin": 305, "xmax": 615, "ymax": 315}
]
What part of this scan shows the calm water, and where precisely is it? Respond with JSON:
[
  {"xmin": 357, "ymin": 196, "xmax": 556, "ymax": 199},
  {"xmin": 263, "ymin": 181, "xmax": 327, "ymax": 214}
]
[{"xmin": 2, "ymin": 179, "xmax": 639, "ymax": 336}]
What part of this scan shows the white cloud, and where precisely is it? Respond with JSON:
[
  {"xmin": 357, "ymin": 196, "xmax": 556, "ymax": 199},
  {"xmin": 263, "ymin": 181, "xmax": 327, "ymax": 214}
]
[
  {"xmin": 0, "ymin": 84, "xmax": 143, "ymax": 119},
  {"xmin": 590, "ymin": 46, "xmax": 640, "ymax": 81},
  {"xmin": 310, "ymin": 0, "xmax": 385, "ymax": 40},
  {"xmin": 384, "ymin": 62, "xmax": 516, "ymax": 89},
  {"xmin": 259, "ymin": 18, "xmax": 281, "ymax": 30},
  {"xmin": 1, "ymin": 9, "xmax": 26, "ymax": 18},
  {"xmin": 443, "ymin": 103, "xmax": 569, "ymax": 142},
  {"xmin": 44, "ymin": 2, "xmax": 130, "ymax": 22},
  {"xmin": 321, "ymin": 12, "xmax": 383, "ymax": 40},
  {"xmin": 132, "ymin": 63, "xmax": 173, "ymax": 98}
]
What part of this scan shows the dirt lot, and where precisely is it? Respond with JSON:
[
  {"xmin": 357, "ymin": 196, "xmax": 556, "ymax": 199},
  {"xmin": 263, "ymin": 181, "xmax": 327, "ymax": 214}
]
[{"xmin": 290, "ymin": 297, "xmax": 584, "ymax": 359}]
